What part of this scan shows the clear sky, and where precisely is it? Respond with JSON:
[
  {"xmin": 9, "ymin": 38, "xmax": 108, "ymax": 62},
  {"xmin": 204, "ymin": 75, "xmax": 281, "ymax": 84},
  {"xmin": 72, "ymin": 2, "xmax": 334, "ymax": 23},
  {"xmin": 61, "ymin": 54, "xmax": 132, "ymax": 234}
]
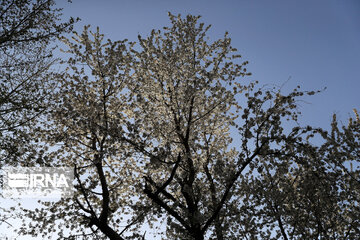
[
  {"xmin": 57, "ymin": 0, "xmax": 360, "ymax": 128},
  {"xmin": 1, "ymin": 0, "xmax": 360, "ymax": 239}
]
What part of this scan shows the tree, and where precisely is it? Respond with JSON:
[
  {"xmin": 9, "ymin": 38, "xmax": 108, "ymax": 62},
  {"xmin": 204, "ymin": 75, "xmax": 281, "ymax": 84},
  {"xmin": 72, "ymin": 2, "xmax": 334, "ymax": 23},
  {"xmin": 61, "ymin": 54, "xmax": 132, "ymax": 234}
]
[
  {"xmin": 0, "ymin": 0, "xmax": 75, "ymax": 230},
  {"xmin": 16, "ymin": 13, "xmax": 359, "ymax": 240},
  {"xmin": 237, "ymin": 111, "xmax": 360, "ymax": 239},
  {"xmin": 19, "ymin": 26, "xmax": 142, "ymax": 240},
  {"xmin": 0, "ymin": 0, "xmax": 75, "ymax": 166}
]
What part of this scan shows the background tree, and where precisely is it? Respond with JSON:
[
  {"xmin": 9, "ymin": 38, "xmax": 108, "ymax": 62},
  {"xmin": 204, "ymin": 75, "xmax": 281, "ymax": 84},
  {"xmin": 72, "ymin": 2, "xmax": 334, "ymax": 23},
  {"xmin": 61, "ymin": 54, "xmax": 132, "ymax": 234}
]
[
  {"xmin": 235, "ymin": 108, "xmax": 360, "ymax": 240},
  {"xmin": 0, "ymin": 0, "xmax": 75, "ymax": 166},
  {"xmin": 0, "ymin": 0, "xmax": 76, "ymax": 230}
]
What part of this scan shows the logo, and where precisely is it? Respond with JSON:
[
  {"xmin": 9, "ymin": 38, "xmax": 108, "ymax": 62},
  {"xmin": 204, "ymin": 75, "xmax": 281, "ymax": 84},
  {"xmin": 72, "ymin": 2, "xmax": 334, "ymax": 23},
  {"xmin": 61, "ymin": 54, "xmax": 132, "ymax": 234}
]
[{"xmin": 1, "ymin": 167, "xmax": 73, "ymax": 198}]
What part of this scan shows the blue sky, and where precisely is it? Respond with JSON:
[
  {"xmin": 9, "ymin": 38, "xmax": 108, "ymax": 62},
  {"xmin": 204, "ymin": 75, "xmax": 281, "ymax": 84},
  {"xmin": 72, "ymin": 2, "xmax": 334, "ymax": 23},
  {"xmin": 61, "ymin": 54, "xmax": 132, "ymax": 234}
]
[
  {"xmin": 1, "ymin": 0, "xmax": 359, "ymax": 239},
  {"xmin": 57, "ymin": 0, "xmax": 360, "ymax": 128}
]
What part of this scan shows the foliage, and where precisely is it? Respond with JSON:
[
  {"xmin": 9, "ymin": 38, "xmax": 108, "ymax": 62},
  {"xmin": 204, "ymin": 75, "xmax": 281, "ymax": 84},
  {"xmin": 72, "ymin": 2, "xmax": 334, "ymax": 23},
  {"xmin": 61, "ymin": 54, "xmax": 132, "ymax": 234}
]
[
  {"xmin": 12, "ymin": 13, "xmax": 360, "ymax": 240},
  {"xmin": 0, "ymin": 0, "xmax": 75, "ymax": 230},
  {"xmin": 0, "ymin": 0, "xmax": 75, "ymax": 166}
]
